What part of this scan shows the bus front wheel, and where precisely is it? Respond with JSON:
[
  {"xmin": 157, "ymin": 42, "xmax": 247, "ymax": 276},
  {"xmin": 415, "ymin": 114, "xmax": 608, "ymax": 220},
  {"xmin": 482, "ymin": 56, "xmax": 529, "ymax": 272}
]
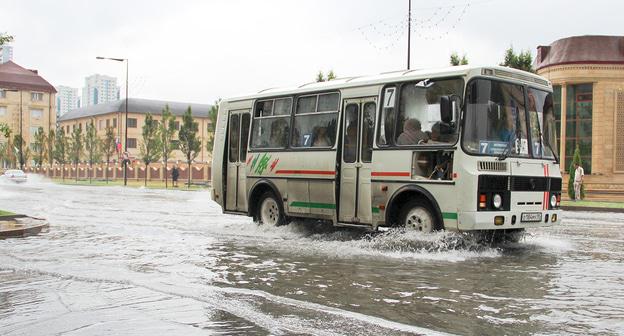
[
  {"xmin": 399, "ymin": 199, "xmax": 440, "ymax": 233},
  {"xmin": 257, "ymin": 192, "xmax": 285, "ymax": 226}
]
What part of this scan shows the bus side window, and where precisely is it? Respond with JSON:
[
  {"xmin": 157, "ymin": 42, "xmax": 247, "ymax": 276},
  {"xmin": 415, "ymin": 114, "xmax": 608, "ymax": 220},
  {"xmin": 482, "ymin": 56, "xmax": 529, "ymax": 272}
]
[
  {"xmin": 228, "ymin": 114, "xmax": 240, "ymax": 162},
  {"xmin": 291, "ymin": 92, "xmax": 339, "ymax": 149},
  {"xmin": 378, "ymin": 86, "xmax": 396, "ymax": 146},
  {"xmin": 251, "ymin": 98, "xmax": 292, "ymax": 149}
]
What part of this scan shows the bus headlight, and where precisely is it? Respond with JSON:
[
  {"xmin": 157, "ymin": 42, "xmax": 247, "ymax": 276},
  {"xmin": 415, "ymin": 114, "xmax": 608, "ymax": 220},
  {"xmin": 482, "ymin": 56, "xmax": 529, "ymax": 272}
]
[
  {"xmin": 550, "ymin": 194, "xmax": 557, "ymax": 208},
  {"xmin": 492, "ymin": 194, "xmax": 503, "ymax": 209}
]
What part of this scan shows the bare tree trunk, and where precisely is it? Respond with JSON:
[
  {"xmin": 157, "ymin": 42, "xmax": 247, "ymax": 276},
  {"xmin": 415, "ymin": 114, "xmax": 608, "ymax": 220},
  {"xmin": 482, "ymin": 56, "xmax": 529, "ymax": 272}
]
[
  {"xmin": 61, "ymin": 164, "xmax": 64, "ymax": 182},
  {"xmin": 187, "ymin": 160, "xmax": 191, "ymax": 189},
  {"xmin": 75, "ymin": 162, "xmax": 78, "ymax": 183},
  {"xmin": 105, "ymin": 160, "xmax": 109, "ymax": 184},
  {"xmin": 164, "ymin": 156, "xmax": 168, "ymax": 189},
  {"xmin": 144, "ymin": 163, "xmax": 148, "ymax": 187},
  {"xmin": 89, "ymin": 163, "xmax": 92, "ymax": 184}
]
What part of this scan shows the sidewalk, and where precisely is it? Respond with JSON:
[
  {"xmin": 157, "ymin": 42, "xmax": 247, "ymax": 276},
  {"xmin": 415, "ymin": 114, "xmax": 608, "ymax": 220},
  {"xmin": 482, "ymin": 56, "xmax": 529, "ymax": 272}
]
[
  {"xmin": 561, "ymin": 200, "xmax": 624, "ymax": 213},
  {"xmin": 0, "ymin": 214, "xmax": 49, "ymax": 238}
]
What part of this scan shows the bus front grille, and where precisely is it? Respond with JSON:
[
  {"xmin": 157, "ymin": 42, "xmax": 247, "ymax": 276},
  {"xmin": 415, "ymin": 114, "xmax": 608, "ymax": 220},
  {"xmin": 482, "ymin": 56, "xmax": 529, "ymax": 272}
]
[{"xmin": 478, "ymin": 161, "xmax": 508, "ymax": 172}]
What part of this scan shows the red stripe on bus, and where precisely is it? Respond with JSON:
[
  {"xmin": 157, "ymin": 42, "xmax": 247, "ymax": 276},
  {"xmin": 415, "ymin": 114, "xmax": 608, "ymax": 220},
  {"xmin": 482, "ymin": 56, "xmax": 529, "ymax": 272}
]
[
  {"xmin": 371, "ymin": 172, "xmax": 411, "ymax": 177},
  {"xmin": 275, "ymin": 170, "xmax": 336, "ymax": 175}
]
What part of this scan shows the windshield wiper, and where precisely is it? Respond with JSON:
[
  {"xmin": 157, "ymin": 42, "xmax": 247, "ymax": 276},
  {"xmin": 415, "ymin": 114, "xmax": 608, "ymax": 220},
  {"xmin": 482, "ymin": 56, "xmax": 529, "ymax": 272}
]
[{"xmin": 497, "ymin": 133, "xmax": 517, "ymax": 161}]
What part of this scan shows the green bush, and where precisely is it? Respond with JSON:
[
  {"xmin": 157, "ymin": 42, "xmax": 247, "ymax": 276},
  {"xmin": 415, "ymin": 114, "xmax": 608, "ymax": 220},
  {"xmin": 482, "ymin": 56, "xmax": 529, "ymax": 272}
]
[{"xmin": 567, "ymin": 144, "xmax": 586, "ymax": 200}]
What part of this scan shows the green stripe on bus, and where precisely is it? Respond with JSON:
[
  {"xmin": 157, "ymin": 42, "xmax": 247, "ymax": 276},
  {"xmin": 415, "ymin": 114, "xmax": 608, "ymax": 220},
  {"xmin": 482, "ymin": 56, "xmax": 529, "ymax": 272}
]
[
  {"xmin": 372, "ymin": 207, "xmax": 380, "ymax": 213},
  {"xmin": 442, "ymin": 212, "xmax": 458, "ymax": 220},
  {"xmin": 290, "ymin": 201, "xmax": 336, "ymax": 209}
]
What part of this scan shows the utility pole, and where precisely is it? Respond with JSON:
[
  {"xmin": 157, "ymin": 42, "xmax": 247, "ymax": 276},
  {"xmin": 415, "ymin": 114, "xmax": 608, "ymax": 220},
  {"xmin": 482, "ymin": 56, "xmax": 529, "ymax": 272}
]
[{"xmin": 407, "ymin": 0, "xmax": 411, "ymax": 70}]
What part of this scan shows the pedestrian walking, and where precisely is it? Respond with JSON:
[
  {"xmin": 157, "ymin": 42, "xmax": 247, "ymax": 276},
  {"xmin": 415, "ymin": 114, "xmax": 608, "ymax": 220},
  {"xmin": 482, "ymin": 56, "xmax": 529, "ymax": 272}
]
[
  {"xmin": 172, "ymin": 164, "xmax": 179, "ymax": 187},
  {"xmin": 573, "ymin": 162, "xmax": 584, "ymax": 201}
]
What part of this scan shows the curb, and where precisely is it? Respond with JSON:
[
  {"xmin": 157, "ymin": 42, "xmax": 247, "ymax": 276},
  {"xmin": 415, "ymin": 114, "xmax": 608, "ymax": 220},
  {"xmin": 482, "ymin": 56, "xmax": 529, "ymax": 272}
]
[
  {"xmin": 562, "ymin": 206, "xmax": 624, "ymax": 213},
  {"xmin": 0, "ymin": 215, "xmax": 49, "ymax": 238}
]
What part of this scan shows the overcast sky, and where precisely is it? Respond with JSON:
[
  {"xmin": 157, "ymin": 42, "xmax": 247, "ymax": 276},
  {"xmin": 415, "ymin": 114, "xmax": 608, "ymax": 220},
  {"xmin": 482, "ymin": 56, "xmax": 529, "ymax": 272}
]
[{"xmin": 2, "ymin": 0, "xmax": 622, "ymax": 104}]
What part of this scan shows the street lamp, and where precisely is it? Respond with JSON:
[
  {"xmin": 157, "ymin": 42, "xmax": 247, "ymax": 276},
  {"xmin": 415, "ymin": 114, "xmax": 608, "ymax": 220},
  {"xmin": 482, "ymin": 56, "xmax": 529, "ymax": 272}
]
[{"xmin": 96, "ymin": 56, "xmax": 129, "ymax": 186}]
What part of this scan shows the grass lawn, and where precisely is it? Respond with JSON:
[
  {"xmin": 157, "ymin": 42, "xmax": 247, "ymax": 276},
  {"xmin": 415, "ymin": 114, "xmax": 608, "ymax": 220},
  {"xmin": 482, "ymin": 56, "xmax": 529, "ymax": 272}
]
[
  {"xmin": 51, "ymin": 178, "xmax": 209, "ymax": 191},
  {"xmin": 561, "ymin": 200, "xmax": 624, "ymax": 209},
  {"xmin": 0, "ymin": 210, "xmax": 16, "ymax": 217}
]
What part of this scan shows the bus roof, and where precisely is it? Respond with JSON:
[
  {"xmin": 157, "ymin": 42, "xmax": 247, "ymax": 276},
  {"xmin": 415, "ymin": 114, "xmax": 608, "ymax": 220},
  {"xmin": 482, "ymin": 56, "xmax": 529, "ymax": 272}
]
[{"xmin": 225, "ymin": 65, "xmax": 551, "ymax": 102}]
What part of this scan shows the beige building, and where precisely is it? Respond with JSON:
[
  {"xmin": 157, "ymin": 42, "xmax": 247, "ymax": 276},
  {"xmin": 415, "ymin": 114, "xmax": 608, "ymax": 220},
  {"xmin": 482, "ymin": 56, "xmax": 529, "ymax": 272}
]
[
  {"xmin": 536, "ymin": 35, "xmax": 624, "ymax": 192},
  {"xmin": 0, "ymin": 61, "xmax": 56, "ymax": 167},
  {"xmin": 58, "ymin": 98, "xmax": 213, "ymax": 163}
]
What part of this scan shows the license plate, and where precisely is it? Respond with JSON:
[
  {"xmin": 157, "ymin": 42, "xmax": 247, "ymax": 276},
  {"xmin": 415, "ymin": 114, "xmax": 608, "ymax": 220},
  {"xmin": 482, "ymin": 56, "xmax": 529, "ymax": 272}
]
[{"xmin": 521, "ymin": 212, "xmax": 543, "ymax": 222}]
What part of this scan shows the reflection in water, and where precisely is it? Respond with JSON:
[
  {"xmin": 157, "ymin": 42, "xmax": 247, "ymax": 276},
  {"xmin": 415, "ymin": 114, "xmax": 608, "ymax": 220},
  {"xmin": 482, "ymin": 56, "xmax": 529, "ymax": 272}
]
[{"xmin": 0, "ymin": 175, "xmax": 623, "ymax": 335}]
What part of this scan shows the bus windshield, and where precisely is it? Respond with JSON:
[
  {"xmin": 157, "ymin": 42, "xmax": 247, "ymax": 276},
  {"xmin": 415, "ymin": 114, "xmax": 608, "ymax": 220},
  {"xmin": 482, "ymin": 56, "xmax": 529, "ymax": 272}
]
[{"xmin": 463, "ymin": 79, "xmax": 558, "ymax": 160}]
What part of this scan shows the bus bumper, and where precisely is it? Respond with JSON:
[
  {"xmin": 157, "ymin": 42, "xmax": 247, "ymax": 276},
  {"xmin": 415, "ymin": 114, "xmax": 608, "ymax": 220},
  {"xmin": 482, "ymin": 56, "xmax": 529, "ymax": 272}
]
[{"xmin": 457, "ymin": 209, "xmax": 562, "ymax": 231}]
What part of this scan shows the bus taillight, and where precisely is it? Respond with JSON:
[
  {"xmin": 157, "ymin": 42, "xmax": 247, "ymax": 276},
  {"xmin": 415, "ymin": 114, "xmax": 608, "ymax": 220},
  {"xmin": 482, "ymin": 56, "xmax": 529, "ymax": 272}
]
[{"xmin": 479, "ymin": 194, "xmax": 487, "ymax": 209}]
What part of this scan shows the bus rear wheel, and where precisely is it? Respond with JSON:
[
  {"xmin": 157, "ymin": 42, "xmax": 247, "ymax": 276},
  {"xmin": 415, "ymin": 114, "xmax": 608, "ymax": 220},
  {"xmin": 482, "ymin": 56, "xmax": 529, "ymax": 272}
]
[
  {"xmin": 257, "ymin": 192, "xmax": 285, "ymax": 226},
  {"xmin": 399, "ymin": 199, "xmax": 440, "ymax": 233}
]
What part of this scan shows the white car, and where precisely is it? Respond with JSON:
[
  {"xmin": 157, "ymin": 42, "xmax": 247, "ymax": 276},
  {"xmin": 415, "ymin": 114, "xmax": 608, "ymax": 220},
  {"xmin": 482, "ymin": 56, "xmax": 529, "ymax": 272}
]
[{"xmin": 2, "ymin": 169, "xmax": 27, "ymax": 183}]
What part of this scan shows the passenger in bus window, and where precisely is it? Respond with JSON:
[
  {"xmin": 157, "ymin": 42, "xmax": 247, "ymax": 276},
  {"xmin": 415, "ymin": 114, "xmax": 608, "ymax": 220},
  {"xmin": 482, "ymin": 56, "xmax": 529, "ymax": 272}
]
[
  {"xmin": 344, "ymin": 123, "xmax": 357, "ymax": 161},
  {"xmin": 312, "ymin": 126, "xmax": 330, "ymax": 147},
  {"xmin": 430, "ymin": 121, "xmax": 454, "ymax": 143},
  {"xmin": 397, "ymin": 118, "xmax": 429, "ymax": 145},
  {"xmin": 269, "ymin": 118, "xmax": 288, "ymax": 147}
]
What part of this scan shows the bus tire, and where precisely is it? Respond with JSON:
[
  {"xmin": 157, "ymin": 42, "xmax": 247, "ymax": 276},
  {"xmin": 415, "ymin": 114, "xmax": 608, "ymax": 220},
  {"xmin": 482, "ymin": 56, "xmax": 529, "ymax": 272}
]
[
  {"xmin": 399, "ymin": 199, "xmax": 440, "ymax": 233},
  {"xmin": 257, "ymin": 191, "xmax": 285, "ymax": 226}
]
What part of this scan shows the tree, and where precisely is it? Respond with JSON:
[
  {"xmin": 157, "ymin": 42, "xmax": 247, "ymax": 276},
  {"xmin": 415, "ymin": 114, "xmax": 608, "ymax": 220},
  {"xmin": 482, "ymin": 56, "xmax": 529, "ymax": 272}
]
[
  {"xmin": 206, "ymin": 100, "xmax": 220, "ymax": 156},
  {"xmin": 316, "ymin": 70, "xmax": 325, "ymax": 82},
  {"xmin": 0, "ymin": 33, "xmax": 13, "ymax": 46},
  {"xmin": 69, "ymin": 127, "xmax": 83, "ymax": 182},
  {"xmin": 450, "ymin": 52, "xmax": 468, "ymax": 66},
  {"xmin": 327, "ymin": 70, "xmax": 337, "ymax": 81},
  {"xmin": 101, "ymin": 126, "xmax": 116, "ymax": 183},
  {"xmin": 13, "ymin": 134, "xmax": 24, "ymax": 169},
  {"xmin": 54, "ymin": 128, "xmax": 68, "ymax": 181},
  {"xmin": 567, "ymin": 144, "xmax": 586, "ymax": 200},
  {"xmin": 179, "ymin": 107, "xmax": 201, "ymax": 188},
  {"xmin": 47, "ymin": 129, "xmax": 55, "ymax": 166},
  {"xmin": 0, "ymin": 123, "xmax": 14, "ymax": 168},
  {"xmin": 84, "ymin": 121, "xmax": 101, "ymax": 184},
  {"xmin": 33, "ymin": 127, "xmax": 46, "ymax": 167},
  {"xmin": 139, "ymin": 113, "xmax": 162, "ymax": 187},
  {"xmin": 500, "ymin": 46, "xmax": 533, "ymax": 73},
  {"xmin": 158, "ymin": 105, "xmax": 177, "ymax": 189}
]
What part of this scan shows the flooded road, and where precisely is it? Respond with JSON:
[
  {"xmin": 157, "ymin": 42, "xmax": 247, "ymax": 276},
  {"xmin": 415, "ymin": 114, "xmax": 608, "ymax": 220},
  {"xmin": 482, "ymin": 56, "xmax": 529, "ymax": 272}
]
[{"xmin": 1, "ymin": 177, "xmax": 623, "ymax": 335}]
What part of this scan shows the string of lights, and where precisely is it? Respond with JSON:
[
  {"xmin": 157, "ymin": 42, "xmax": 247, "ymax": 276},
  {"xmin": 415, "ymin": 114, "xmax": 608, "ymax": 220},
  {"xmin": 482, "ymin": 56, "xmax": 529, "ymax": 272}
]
[{"xmin": 358, "ymin": 1, "xmax": 473, "ymax": 51}]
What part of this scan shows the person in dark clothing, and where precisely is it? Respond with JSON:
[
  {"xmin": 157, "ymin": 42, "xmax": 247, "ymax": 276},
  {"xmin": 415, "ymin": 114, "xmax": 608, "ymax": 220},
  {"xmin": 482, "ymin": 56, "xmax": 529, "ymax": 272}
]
[{"xmin": 172, "ymin": 164, "xmax": 179, "ymax": 187}]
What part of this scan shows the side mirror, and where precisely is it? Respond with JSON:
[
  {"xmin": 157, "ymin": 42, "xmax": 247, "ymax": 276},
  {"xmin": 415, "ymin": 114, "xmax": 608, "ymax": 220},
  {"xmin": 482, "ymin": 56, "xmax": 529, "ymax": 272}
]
[{"xmin": 440, "ymin": 96, "xmax": 452, "ymax": 124}]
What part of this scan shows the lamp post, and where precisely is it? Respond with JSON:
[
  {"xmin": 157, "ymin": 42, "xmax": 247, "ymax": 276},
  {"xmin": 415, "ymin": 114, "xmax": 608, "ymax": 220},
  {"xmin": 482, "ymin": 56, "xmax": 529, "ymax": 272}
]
[{"xmin": 96, "ymin": 56, "xmax": 128, "ymax": 186}]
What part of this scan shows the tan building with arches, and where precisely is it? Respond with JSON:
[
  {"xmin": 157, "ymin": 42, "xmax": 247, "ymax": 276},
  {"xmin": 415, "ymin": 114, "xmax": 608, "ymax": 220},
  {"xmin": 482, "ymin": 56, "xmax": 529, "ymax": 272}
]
[{"xmin": 536, "ymin": 35, "xmax": 624, "ymax": 193}]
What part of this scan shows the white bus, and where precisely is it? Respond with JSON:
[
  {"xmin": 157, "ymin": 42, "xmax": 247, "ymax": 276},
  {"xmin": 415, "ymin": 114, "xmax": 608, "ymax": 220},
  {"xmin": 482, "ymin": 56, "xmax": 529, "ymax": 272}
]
[{"xmin": 211, "ymin": 65, "xmax": 562, "ymax": 235}]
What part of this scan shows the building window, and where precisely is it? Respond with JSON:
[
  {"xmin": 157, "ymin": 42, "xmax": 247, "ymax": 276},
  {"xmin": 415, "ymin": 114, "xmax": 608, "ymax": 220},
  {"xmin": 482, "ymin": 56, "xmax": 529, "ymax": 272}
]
[
  {"xmin": 174, "ymin": 121, "xmax": 180, "ymax": 130},
  {"xmin": 113, "ymin": 118, "xmax": 117, "ymax": 128},
  {"xmin": 66, "ymin": 125, "xmax": 69, "ymax": 133},
  {"xmin": 106, "ymin": 119, "xmax": 110, "ymax": 128},
  {"xmin": 127, "ymin": 138, "xmax": 137, "ymax": 149},
  {"xmin": 30, "ymin": 127, "xmax": 40, "ymax": 138},
  {"xmin": 565, "ymin": 83, "xmax": 592, "ymax": 173},
  {"xmin": 0, "ymin": 106, "xmax": 6, "ymax": 116},
  {"xmin": 0, "ymin": 90, "xmax": 6, "ymax": 99},
  {"xmin": 30, "ymin": 108, "xmax": 43, "ymax": 119},
  {"xmin": 31, "ymin": 92, "xmax": 44, "ymax": 101},
  {"xmin": 127, "ymin": 118, "xmax": 137, "ymax": 128},
  {"xmin": 553, "ymin": 85, "xmax": 562, "ymax": 156},
  {"xmin": 98, "ymin": 120, "xmax": 103, "ymax": 130}
]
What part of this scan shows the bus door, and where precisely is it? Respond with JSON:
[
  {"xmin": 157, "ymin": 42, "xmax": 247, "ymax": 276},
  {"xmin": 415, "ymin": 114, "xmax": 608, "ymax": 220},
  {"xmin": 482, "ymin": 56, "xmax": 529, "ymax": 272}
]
[
  {"xmin": 225, "ymin": 110, "xmax": 251, "ymax": 212},
  {"xmin": 339, "ymin": 97, "xmax": 377, "ymax": 224}
]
